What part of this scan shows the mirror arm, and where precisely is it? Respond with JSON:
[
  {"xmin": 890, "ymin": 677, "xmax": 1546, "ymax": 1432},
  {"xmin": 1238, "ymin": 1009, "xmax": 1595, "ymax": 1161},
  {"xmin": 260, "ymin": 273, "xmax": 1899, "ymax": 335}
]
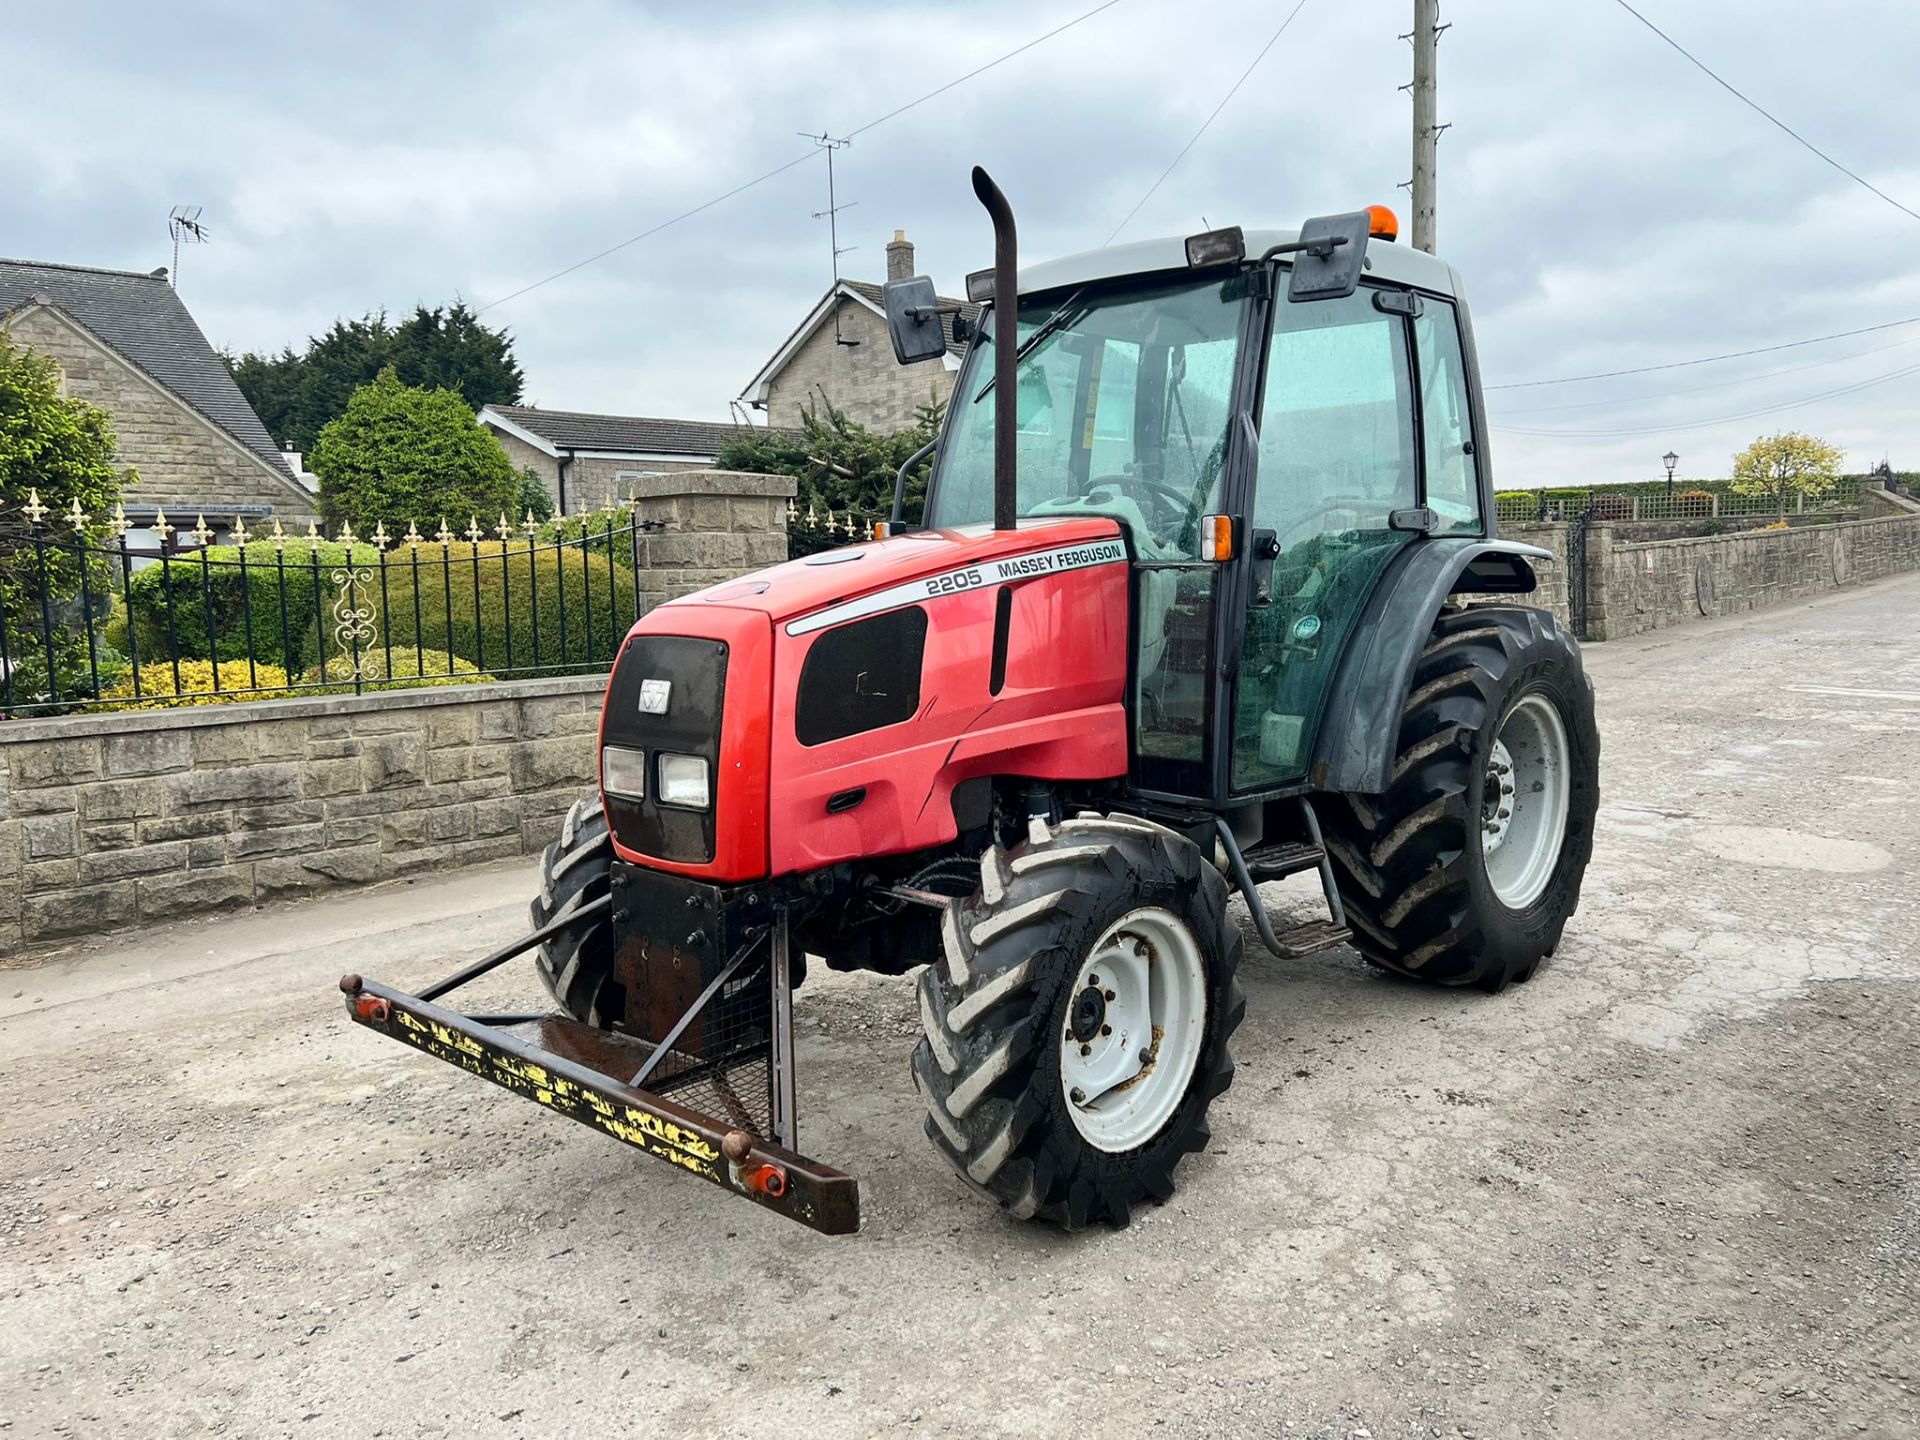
[{"xmin": 1258, "ymin": 234, "xmax": 1349, "ymax": 263}]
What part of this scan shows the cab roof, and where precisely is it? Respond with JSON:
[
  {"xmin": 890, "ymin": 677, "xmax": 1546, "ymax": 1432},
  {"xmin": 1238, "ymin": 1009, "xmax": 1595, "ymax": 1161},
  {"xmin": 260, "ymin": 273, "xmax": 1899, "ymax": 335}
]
[{"xmin": 1015, "ymin": 227, "xmax": 1464, "ymax": 302}]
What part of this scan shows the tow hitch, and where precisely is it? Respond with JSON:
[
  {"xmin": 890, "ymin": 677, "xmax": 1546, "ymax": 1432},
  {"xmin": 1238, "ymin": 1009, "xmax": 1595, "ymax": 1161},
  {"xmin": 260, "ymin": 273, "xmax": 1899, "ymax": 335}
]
[{"xmin": 338, "ymin": 900, "xmax": 858, "ymax": 1235}]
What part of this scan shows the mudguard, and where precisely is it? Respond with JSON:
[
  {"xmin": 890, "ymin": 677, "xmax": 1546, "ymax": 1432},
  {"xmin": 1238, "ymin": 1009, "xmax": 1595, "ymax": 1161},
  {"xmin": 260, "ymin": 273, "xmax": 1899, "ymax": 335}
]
[{"xmin": 1308, "ymin": 537, "xmax": 1553, "ymax": 796}]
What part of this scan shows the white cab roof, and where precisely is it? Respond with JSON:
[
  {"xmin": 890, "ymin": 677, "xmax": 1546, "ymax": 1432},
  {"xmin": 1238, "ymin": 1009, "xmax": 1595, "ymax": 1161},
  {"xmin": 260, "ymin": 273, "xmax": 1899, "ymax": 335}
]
[{"xmin": 1016, "ymin": 228, "xmax": 1463, "ymax": 301}]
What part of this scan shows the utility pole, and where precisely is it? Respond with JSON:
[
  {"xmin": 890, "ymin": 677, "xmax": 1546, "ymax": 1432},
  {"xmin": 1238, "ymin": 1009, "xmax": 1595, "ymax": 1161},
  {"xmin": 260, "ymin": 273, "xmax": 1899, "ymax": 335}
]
[{"xmin": 1409, "ymin": 0, "xmax": 1442, "ymax": 254}]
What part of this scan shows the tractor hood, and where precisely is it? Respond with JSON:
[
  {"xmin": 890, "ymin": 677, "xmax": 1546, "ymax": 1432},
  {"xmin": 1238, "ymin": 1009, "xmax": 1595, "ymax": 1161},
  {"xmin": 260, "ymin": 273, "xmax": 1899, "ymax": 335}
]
[{"xmin": 657, "ymin": 516, "xmax": 1128, "ymax": 635}]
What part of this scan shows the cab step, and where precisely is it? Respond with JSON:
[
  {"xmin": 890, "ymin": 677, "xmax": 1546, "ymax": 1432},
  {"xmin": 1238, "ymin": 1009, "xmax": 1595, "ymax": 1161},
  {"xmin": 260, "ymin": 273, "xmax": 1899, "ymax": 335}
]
[
  {"xmin": 1270, "ymin": 920, "xmax": 1352, "ymax": 959},
  {"xmin": 1242, "ymin": 840, "xmax": 1325, "ymax": 883}
]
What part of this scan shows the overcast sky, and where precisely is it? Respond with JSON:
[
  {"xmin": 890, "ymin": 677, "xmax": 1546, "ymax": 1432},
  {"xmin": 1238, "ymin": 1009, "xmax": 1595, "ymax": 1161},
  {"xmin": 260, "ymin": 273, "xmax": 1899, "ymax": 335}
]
[{"xmin": 8, "ymin": 0, "xmax": 1918, "ymax": 487}]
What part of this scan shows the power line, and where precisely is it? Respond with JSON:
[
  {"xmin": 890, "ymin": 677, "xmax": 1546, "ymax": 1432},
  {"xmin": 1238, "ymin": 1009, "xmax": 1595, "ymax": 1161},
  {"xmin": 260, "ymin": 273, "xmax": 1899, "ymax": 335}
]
[
  {"xmin": 1484, "ymin": 316, "xmax": 1920, "ymax": 390},
  {"xmin": 847, "ymin": 0, "xmax": 1125, "ymax": 139},
  {"xmin": 1103, "ymin": 0, "xmax": 1313, "ymax": 245},
  {"xmin": 1606, "ymin": 0, "xmax": 1920, "ymax": 226},
  {"xmin": 1492, "ymin": 355, "xmax": 1920, "ymax": 439},
  {"xmin": 475, "ymin": 0, "xmax": 1126, "ymax": 314},
  {"xmin": 1492, "ymin": 334, "xmax": 1920, "ymax": 415}
]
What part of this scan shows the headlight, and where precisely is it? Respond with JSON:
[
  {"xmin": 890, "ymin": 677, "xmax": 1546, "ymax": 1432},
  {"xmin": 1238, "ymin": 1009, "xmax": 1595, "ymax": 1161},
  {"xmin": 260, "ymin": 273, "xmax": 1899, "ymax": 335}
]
[
  {"xmin": 601, "ymin": 745, "xmax": 646, "ymax": 800},
  {"xmin": 656, "ymin": 753, "xmax": 711, "ymax": 810}
]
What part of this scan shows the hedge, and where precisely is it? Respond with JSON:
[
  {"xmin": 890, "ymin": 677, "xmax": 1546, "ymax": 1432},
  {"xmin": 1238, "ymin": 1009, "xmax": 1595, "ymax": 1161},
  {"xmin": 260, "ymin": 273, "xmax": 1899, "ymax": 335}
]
[{"xmin": 116, "ymin": 537, "xmax": 637, "ymax": 680}]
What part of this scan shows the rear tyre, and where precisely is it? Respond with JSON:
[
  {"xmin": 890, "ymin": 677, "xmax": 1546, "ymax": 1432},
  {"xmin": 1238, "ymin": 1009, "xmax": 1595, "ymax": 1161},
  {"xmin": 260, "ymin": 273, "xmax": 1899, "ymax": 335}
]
[
  {"xmin": 1324, "ymin": 606, "xmax": 1599, "ymax": 992},
  {"xmin": 532, "ymin": 794, "xmax": 622, "ymax": 1026},
  {"xmin": 912, "ymin": 815, "xmax": 1245, "ymax": 1229}
]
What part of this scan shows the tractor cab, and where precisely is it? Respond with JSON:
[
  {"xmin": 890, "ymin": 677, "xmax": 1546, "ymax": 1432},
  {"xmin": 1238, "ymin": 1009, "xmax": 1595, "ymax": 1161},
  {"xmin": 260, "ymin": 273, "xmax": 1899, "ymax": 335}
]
[{"xmin": 900, "ymin": 210, "xmax": 1493, "ymax": 806}]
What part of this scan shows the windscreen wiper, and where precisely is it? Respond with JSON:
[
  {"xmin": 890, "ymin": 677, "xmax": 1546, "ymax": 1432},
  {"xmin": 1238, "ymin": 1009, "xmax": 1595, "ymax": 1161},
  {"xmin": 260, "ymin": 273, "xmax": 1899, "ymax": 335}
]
[{"xmin": 972, "ymin": 289, "xmax": 1088, "ymax": 404}]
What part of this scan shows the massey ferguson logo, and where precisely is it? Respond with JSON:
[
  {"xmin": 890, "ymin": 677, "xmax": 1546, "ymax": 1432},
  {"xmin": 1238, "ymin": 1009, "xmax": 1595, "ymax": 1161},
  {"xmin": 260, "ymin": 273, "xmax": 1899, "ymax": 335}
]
[{"xmin": 787, "ymin": 538, "xmax": 1127, "ymax": 637}]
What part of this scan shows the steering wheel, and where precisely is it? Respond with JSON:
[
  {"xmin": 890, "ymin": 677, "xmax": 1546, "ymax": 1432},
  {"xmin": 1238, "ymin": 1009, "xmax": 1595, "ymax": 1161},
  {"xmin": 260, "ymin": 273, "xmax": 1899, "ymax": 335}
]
[{"xmin": 1090, "ymin": 474, "xmax": 1203, "ymax": 542}]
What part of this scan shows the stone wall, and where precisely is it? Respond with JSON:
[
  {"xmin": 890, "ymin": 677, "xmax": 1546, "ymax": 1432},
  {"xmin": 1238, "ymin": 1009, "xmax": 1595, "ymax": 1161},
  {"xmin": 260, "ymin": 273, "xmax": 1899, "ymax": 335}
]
[
  {"xmin": 628, "ymin": 469, "xmax": 795, "ymax": 608},
  {"xmin": 10, "ymin": 304, "xmax": 317, "ymax": 526},
  {"xmin": 762, "ymin": 295, "xmax": 954, "ymax": 432},
  {"xmin": 0, "ymin": 676, "xmax": 609, "ymax": 954},
  {"xmin": 1593, "ymin": 512, "xmax": 1920, "ymax": 639}
]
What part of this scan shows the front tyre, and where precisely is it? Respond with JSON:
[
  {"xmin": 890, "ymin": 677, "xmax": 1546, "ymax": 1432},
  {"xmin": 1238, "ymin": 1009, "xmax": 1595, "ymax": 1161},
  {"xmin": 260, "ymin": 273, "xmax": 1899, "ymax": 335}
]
[
  {"xmin": 1325, "ymin": 606, "xmax": 1599, "ymax": 992},
  {"xmin": 912, "ymin": 816, "xmax": 1245, "ymax": 1229},
  {"xmin": 532, "ymin": 794, "xmax": 622, "ymax": 1027}
]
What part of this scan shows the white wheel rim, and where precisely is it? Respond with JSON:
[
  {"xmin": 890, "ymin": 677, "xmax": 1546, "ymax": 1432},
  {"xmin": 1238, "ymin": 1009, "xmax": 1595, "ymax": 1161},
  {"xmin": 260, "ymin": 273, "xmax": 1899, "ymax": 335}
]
[
  {"xmin": 1058, "ymin": 907, "xmax": 1208, "ymax": 1153},
  {"xmin": 1481, "ymin": 692, "xmax": 1571, "ymax": 910}
]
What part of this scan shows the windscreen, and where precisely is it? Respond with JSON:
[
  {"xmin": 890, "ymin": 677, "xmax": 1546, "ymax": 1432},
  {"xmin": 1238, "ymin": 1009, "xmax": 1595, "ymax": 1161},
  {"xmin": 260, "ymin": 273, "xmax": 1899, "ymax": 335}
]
[{"xmin": 925, "ymin": 277, "xmax": 1251, "ymax": 561}]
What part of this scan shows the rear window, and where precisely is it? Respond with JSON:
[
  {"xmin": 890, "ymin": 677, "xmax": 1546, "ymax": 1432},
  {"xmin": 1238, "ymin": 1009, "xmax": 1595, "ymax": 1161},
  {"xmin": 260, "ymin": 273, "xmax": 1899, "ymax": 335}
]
[{"xmin": 795, "ymin": 607, "xmax": 928, "ymax": 747}]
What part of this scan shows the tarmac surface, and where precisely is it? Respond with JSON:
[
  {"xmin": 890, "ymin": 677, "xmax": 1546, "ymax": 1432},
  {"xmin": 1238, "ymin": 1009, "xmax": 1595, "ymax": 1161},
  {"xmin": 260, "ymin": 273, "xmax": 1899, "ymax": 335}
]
[{"xmin": 3, "ymin": 574, "xmax": 1918, "ymax": 1438}]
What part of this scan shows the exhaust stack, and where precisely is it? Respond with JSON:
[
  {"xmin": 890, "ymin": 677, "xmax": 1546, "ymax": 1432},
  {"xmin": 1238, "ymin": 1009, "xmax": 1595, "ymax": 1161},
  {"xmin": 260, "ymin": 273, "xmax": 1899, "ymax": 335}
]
[{"xmin": 971, "ymin": 166, "xmax": 1019, "ymax": 533}]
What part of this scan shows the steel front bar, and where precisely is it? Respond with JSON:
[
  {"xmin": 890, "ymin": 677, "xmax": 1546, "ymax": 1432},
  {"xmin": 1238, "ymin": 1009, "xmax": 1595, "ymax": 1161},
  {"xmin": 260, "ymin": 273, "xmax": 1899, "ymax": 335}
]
[{"xmin": 338, "ymin": 975, "xmax": 858, "ymax": 1235}]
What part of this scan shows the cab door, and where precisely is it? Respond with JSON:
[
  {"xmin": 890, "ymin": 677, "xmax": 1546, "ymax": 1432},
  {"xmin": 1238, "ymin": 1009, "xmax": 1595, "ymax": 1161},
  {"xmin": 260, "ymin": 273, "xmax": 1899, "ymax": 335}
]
[{"xmin": 1229, "ymin": 285, "xmax": 1422, "ymax": 791}]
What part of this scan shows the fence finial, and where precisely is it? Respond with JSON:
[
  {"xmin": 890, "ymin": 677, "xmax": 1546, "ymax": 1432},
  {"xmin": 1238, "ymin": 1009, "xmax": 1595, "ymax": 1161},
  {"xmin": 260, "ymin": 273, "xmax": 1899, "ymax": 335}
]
[
  {"xmin": 337, "ymin": 517, "xmax": 357, "ymax": 547},
  {"xmin": 404, "ymin": 521, "xmax": 423, "ymax": 550},
  {"xmin": 65, "ymin": 496, "xmax": 89, "ymax": 531},
  {"xmin": 371, "ymin": 521, "xmax": 390, "ymax": 551},
  {"xmin": 153, "ymin": 507, "xmax": 175, "ymax": 543},
  {"xmin": 109, "ymin": 502, "xmax": 130, "ymax": 540},
  {"xmin": 522, "ymin": 509, "xmax": 538, "ymax": 538},
  {"xmin": 465, "ymin": 515, "xmax": 484, "ymax": 545},
  {"xmin": 306, "ymin": 516, "xmax": 321, "ymax": 541},
  {"xmin": 190, "ymin": 514, "xmax": 214, "ymax": 548},
  {"xmin": 269, "ymin": 517, "xmax": 287, "ymax": 553},
  {"xmin": 22, "ymin": 487, "xmax": 48, "ymax": 525},
  {"xmin": 435, "ymin": 518, "xmax": 454, "ymax": 546},
  {"xmin": 496, "ymin": 511, "xmax": 511, "ymax": 543},
  {"xmin": 230, "ymin": 516, "xmax": 252, "ymax": 546}
]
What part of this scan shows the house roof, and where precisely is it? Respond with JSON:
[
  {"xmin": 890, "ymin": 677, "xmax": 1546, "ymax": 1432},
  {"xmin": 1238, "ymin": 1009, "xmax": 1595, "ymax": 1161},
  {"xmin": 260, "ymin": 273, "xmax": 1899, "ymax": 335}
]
[
  {"xmin": 478, "ymin": 404, "xmax": 791, "ymax": 460},
  {"xmin": 0, "ymin": 258, "xmax": 293, "ymax": 479},
  {"xmin": 738, "ymin": 279, "xmax": 978, "ymax": 407}
]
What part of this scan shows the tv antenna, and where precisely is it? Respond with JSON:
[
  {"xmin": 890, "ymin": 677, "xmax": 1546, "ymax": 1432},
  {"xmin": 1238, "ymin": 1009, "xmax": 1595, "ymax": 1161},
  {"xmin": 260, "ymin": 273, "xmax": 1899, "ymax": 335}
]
[
  {"xmin": 167, "ymin": 206, "xmax": 209, "ymax": 289},
  {"xmin": 800, "ymin": 132, "xmax": 859, "ymax": 347}
]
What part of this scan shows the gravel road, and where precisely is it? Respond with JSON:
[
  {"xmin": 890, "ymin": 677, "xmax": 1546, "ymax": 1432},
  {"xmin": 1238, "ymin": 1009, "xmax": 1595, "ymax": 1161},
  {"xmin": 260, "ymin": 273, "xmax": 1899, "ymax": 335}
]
[{"xmin": 4, "ymin": 575, "xmax": 1917, "ymax": 1439}]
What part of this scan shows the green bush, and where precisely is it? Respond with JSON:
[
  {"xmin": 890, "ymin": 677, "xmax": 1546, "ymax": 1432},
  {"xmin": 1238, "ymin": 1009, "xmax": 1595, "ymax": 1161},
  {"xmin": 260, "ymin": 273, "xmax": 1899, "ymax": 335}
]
[
  {"xmin": 311, "ymin": 367, "xmax": 519, "ymax": 532},
  {"xmin": 115, "ymin": 533, "xmax": 638, "ymax": 681},
  {"xmin": 1589, "ymin": 492, "xmax": 1633, "ymax": 520},
  {"xmin": 383, "ymin": 540, "xmax": 639, "ymax": 676},
  {"xmin": 119, "ymin": 539, "xmax": 383, "ymax": 674}
]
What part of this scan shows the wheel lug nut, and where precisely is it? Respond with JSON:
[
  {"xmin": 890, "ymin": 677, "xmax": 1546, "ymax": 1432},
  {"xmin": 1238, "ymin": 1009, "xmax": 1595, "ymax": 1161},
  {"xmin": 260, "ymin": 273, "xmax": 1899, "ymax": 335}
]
[
  {"xmin": 1138, "ymin": 1048, "xmax": 1153, "ymax": 1066},
  {"xmin": 1079, "ymin": 1044, "xmax": 1091, "ymax": 1057},
  {"xmin": 1070, "ymin": 1087, "xmax": 1087, "ymax": 1104},
  {"xmin": 1103, "ymin": 989, "xmax": 1116, "ymax": 1002},
  {"xmin": 1101, "ymin": 1024, "xmax": 1112, "ymax": 1036},
  {"xmin": 1087, "ymin": 973, "xmax": 1099, "ymax": 985}
]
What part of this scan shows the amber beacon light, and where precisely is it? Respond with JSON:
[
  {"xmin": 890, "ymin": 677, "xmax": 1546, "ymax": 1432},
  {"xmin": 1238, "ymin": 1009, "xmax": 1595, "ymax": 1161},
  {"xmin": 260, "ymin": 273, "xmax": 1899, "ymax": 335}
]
[{"xmin": 1366, "ymin": 205, "xmax": 1400, "ymax": 242}]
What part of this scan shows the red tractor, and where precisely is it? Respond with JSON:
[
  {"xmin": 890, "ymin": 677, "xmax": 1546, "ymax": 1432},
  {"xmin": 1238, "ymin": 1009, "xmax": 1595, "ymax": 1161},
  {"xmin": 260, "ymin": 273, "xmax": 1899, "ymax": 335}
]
[{"xmin": 341, "ymin": 170, "xmax": 1598, "ymax": 1234}]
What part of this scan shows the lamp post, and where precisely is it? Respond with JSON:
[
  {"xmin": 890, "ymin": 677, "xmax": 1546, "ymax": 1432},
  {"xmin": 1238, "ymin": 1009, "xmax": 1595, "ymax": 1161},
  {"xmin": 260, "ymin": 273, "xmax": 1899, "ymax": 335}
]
[{"xmin": 1662, "ymin": 450, "xmax": 1679, "ymax": 501}]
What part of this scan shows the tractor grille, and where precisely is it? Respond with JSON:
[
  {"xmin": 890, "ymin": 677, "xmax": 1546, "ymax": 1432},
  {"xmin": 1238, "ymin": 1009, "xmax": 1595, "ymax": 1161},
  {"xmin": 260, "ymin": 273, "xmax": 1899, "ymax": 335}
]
[{"xmin": 602, "ymin": 635, "xmax": 728, "ymax": 865}]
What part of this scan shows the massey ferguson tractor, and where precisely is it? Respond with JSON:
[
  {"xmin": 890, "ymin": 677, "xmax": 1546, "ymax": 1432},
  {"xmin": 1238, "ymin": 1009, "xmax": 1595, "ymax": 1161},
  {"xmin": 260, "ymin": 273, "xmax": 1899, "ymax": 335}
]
[{"xmin": 340, "ymin": 168, "xmax": 1598, "ymax": 1234}]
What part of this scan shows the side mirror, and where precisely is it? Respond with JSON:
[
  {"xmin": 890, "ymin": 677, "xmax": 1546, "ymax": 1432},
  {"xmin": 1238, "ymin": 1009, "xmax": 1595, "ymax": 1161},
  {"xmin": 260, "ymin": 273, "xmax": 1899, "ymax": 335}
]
[
  {"xmin": 883, "ymin": 276, "xmax": 949, "ymax": 365},
  {"xmin": 1285, "ymin": 211, "xmax": 1372, "ymax": 303}
]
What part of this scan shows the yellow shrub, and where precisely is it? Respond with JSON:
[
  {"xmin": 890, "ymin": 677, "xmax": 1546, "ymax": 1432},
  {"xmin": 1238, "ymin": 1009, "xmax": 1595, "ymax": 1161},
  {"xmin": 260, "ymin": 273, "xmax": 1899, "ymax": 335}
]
[
  {"xmin": 99, "ymin": 659, "xmax": 291, "ymax": 710},
  {"xmin": 302, "ymin": 647, "xmax": 491, "ymax": 692}
]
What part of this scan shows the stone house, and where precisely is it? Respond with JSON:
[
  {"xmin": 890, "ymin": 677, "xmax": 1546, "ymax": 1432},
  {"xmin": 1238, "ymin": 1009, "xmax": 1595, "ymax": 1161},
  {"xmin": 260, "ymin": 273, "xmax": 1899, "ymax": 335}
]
[
  {"xmin": 478, "ymin": 404, "xmax": 798, "ymax": 516},
  {"xmin": 737, "ymin": 231, "xmax": 978, "ymax": 432},
  {"xmin": 0, "ymin": 258, "xmax": 317, "ymax": 542}
]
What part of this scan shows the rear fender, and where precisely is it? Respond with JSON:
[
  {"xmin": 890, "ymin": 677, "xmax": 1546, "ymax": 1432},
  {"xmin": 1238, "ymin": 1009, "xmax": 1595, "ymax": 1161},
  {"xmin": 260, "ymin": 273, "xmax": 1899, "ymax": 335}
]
[{"xmin": 1308, "ymin": 538, "xmax": 1552, "ymax": 795}]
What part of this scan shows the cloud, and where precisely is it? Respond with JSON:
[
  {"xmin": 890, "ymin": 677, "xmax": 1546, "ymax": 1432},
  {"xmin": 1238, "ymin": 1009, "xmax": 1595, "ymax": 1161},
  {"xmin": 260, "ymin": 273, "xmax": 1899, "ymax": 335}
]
[{"xmin": 6, "ymin": 0, "xmax": 1917, "ymax": 478}]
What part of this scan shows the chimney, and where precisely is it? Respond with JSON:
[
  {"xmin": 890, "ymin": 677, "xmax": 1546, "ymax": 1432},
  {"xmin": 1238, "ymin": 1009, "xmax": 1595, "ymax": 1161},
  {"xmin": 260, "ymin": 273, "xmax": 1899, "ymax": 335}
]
[{"xmin": 886, "ymin": 229, "xmax": 915, "ymax": 282}]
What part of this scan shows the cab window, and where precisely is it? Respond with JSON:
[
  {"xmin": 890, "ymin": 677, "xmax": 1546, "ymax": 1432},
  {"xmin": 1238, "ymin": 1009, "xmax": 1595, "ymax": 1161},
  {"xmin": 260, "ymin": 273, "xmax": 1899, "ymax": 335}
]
[{"xmin": 1414, "ymin": 301, "xmax": 1483, "ymax": 535}]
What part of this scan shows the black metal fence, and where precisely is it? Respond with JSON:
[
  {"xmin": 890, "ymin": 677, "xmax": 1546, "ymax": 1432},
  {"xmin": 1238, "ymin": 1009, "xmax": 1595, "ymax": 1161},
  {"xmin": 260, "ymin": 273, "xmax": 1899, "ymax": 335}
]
[{"xmin": 1, "ymin": 491, "xmax": 658, "ymax": 717}]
